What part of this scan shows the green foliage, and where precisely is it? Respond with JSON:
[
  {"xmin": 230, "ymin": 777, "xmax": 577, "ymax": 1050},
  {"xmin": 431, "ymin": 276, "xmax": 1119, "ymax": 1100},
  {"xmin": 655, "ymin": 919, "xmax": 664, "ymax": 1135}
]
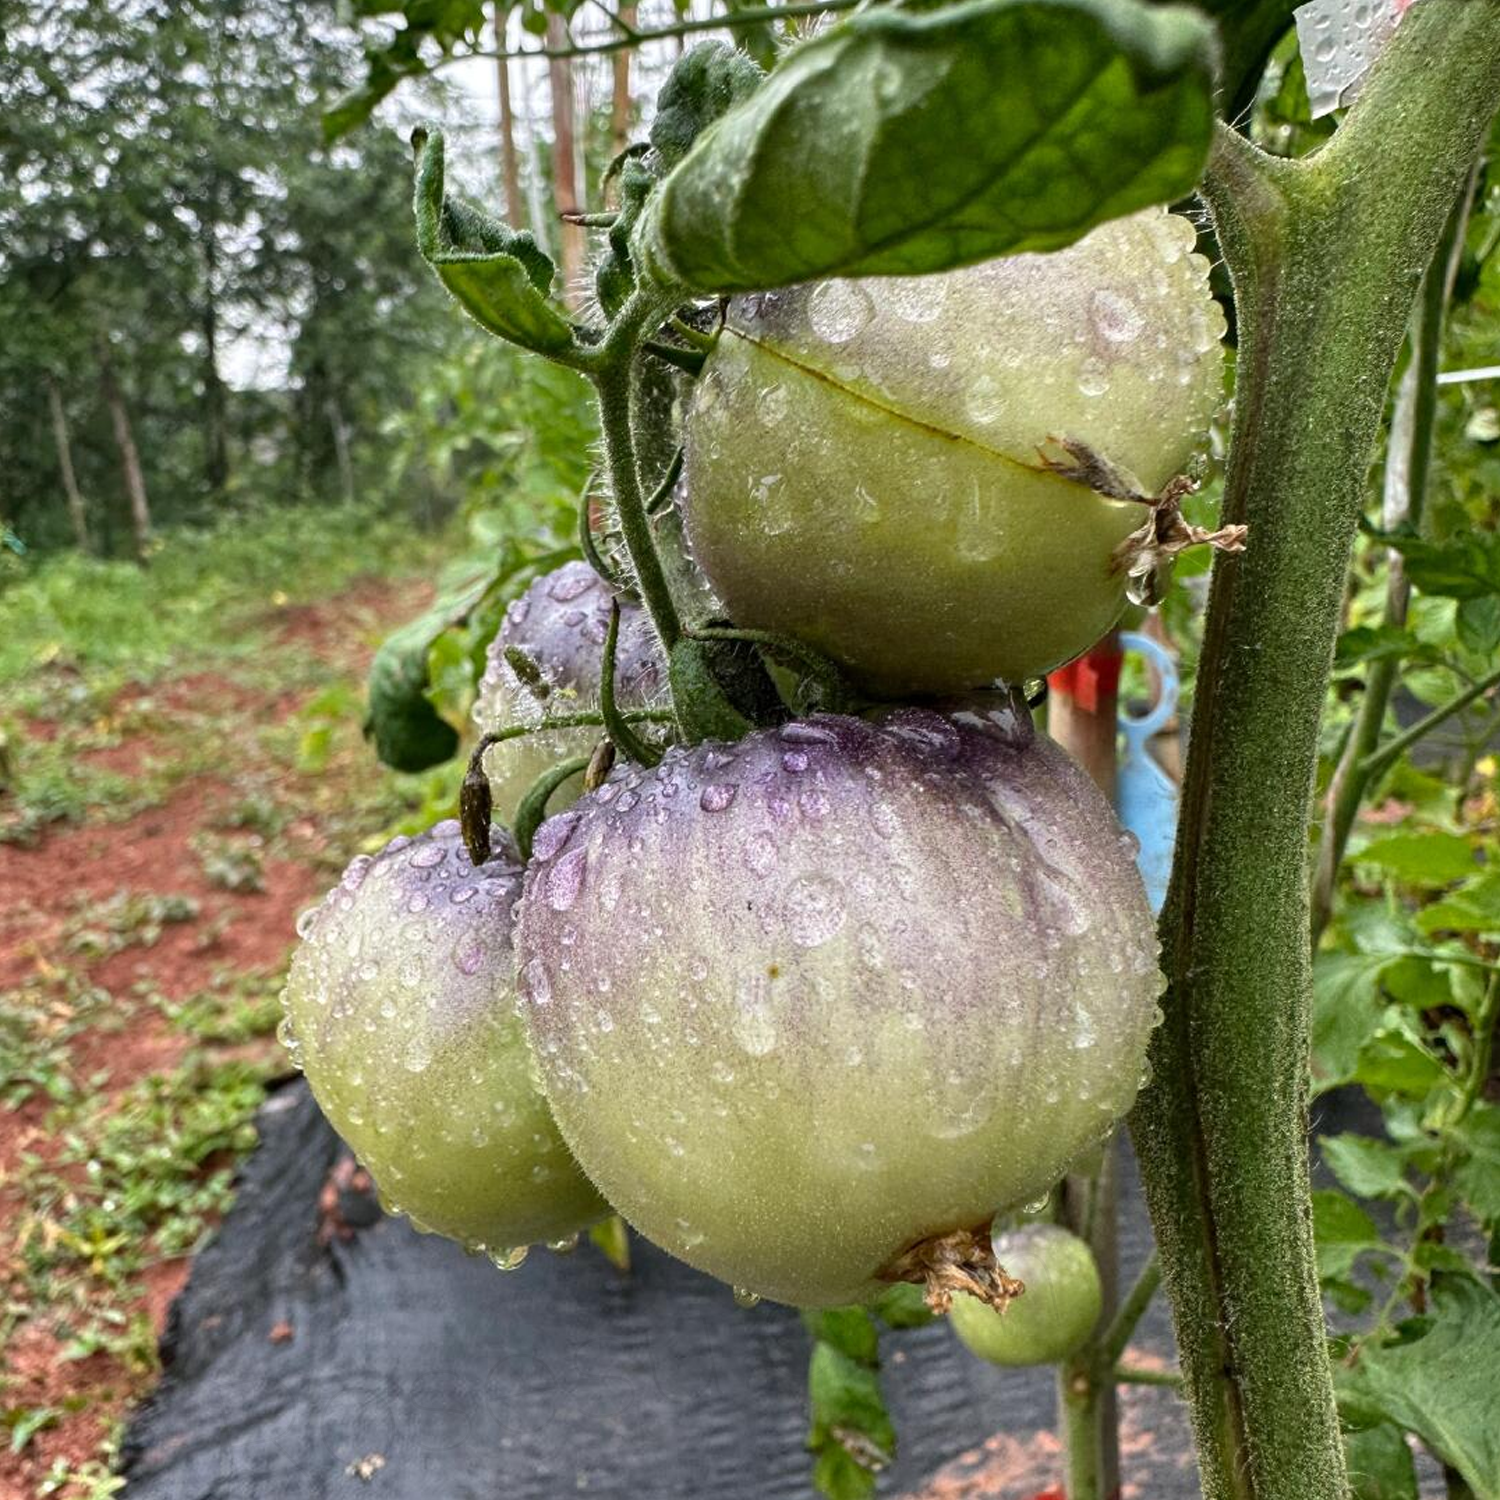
[
  {"xmin": 413, "ymin": 129, "xmax": 579, "ymax": 359},
  {"xmin": 637, "ymin": 0, "xmax": 1217, "ymax": 293},
  {"xmin": 648, "ymin": 42, "xmax": 765, "ymax": 170}
]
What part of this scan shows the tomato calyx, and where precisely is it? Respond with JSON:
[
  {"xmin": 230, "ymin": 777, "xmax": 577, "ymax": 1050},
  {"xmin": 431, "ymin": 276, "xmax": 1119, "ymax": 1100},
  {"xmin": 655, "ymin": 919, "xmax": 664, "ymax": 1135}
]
[
  {"xmin": 1038, "ymin": 435, "xmax": 1249, "ymax": 607},
  {"xmin": 879, "ymin": 1225, "xmax": 1026, "ymax": 1316}
]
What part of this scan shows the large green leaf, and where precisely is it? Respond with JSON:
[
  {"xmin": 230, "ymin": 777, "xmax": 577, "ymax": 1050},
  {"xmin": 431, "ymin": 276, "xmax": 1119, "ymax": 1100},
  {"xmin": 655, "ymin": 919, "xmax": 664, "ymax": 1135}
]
[
  {"xmin": 413, "ymin": 129, "xmax": 578, "ymax": 358},
  {"xmin": 1338, "ymin": 1278, "xmax": 1500, "ymax": 1498},
  {"xmin": 637, "ymin": 0, "xmax": 1218, "ymax": 293}
]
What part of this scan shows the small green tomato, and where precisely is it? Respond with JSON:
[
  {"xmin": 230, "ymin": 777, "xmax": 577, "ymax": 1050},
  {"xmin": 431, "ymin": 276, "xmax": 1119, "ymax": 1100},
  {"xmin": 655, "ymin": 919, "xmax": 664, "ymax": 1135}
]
[{"xmin": 949, "ymin": 1224, "xmax": 1104, "ymax": 1367}]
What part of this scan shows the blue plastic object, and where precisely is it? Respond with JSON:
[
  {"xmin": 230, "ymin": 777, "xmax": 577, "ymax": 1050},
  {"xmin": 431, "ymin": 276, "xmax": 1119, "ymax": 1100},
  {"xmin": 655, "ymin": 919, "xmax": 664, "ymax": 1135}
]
[{"xmin": 1115, "ymin": 631, "xmax": 1180, "ymax": 914}]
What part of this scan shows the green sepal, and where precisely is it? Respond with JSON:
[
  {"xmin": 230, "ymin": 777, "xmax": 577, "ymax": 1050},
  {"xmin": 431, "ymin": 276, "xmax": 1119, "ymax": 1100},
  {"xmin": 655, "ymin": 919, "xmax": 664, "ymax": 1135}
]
[
  {"xmin": 413, "ymin": 128, "xmax": 579, "ymax": 358},
  {"xmin": 637, "ymin": 0, "xmax": 1218, "ymax": 294},
  {"xmin": 668, "ymin": 637, "xmax": 754, "ymax": 745},
  {"xmin": 511, "ymin": 754, "xmax": 593, "ymax": 862}
]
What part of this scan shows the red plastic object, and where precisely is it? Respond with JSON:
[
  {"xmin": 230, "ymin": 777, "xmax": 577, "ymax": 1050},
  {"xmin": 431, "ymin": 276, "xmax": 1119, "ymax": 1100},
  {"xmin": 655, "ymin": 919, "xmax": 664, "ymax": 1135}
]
[{"xmin": 1047, "ymin": 641, "xmax": 1124, "ymax": 714}]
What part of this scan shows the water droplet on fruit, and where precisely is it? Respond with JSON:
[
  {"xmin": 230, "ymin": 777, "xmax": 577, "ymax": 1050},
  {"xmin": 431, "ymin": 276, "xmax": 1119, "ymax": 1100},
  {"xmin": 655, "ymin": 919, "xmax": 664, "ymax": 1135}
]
[
  {"xmin": 964, "ymin": 373, "xmax": 1004, "ymax": 425},
  {"xmin": 295, "ymin": 907, "xmax": 319, "ymax": 939},
  {"xmin": 547, "ymin": 1233, "xmax": 580, "ymax": 1254},
  {"xmin": 1090, "ymin": 288, "xmax": 1145, "ymax": 344},
  {"xmin": 533, "ymin": 811, "xmax": 580, "ymax": 861},
  {"xmin": 452, "ymin": 932, "xmax": 487, "ymax": 976},
  {"xmin": 887, "ymin": 275, "xmax": 948, "ymax": 323},
  {"xmin": 700, "ymin": 783, "xmax": 738, "ymax": 813},
  {"xmin": 783, "ymin": 874, "xmax": 846, "ymax": 947},
  {"xmin": 1077, "ymin": 358, "xmax": 1110, "ymax": 398},
  {"xmin": 732, "ymin": 1287, "xmax": 762, "ymax": 1309},
  {"xmin": 536, "ymin": 854, "xmax": 586, "ymax": 920},
  {"xmin": 520, "ymin": 958, "xmax": 552, "ymax": 1007},
  {"xmin": 488, "ymin": 1245, "xmax": 530, "ymax": 1271},
  {"xmin": 781, "ymin": 750, "xmax": 809, "ymax": 774},
  {"xmin": 548, "ymin": 569, "xmax": 594, "ymax": 603},
  {"xmin": 409, "ymin": 842, "xmax": 445, "ymax": 869},
  {"xmin": 807, "ymin": 279, "xmax": 872, "ymax": 343}
]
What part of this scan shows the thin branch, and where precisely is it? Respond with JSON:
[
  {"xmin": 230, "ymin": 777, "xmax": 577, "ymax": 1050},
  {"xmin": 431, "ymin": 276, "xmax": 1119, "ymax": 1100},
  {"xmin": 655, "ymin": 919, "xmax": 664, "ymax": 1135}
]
[
  {"xmin": 1357, "ymin": 663, "xmax": 1500, "ymax": 786},
  {"xmin": 1114, "ymin": 1363, "xmax": 1184, "ymax": 1390},
  {"xmin": 1094, "ymin": 1254, "xmax": 1161, "ymax": 1375},
  {"xmin": 434, "ymin": 0, "xmax": 858, "ymax": 65}
]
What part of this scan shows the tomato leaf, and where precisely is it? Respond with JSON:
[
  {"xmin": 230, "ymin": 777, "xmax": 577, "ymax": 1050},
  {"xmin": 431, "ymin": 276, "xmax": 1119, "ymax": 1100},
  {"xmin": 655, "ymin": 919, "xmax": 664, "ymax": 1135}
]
[
  {"xmin": 1321, "ymin": 1134, "xmax": 1410, "ymax": 1201},
  {"xmin": 1342, "ymin": 1421, "xmax": 1418, "ymax": 1500},
  {"xmin": 637, "ymin": 0, "xmax": 1218, "ymax": 293},
  {"xmin": 1349, "ymin": 831, "xmax": 1478, "ymax": 887},
  {"xmin": 1311, "ymin": 952, "xmax": 1395, "ymax": 1092},
  {"xmin": 1312, "ymin": 1189, "xmax": 1383, "ymax": 1282},
  {"xmin": 413, "ymin": 129, "xmax": 578, "ymax": 358},
  {"xmin": 1417, "ymin": 871, "xmax": 1500, "ymax": 936},
  {"xmin": 1451, "ymin": 1105, "xmax": 1500, "ymax": 1231},
  {"xmin": 1456, "ymin": 594, "xmax": 1500, "ymax": 656},
  {"xmin": 1337, "ymin": 1277, "xmax": 1500, "ymax": 1496},
  {"xmin": 649, "ymin": 42, "xmax": 765, "ymax": 171}
]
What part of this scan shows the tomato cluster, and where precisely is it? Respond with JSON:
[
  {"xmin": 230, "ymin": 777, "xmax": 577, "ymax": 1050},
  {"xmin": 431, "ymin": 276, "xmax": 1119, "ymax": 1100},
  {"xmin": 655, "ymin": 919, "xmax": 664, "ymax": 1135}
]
[{"xmin": 286, "ymin": 206, "xmax": 1221, "ymax": 1320}]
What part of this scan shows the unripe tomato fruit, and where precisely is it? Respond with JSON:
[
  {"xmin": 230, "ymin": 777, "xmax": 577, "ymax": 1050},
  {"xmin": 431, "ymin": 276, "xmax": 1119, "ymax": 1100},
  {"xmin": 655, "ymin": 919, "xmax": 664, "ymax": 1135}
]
[
  {"xmin": 682, "ymin": 209, "xmax": 1224, "ymax": 696},
  {"xmin": 281, "ymin": 820, "xmax": 607, "ymax": 1253},
  {"xmin": 949, "ymin": 1224, "xmax": 1104, "ymax": 1366},
  {"xmin": 473, "ymin": 562, "xmax": 664, "ymax": 823},
  {"xmin": 515, "ymin": 704, "xmax": 1159, "ymax": 1307}
]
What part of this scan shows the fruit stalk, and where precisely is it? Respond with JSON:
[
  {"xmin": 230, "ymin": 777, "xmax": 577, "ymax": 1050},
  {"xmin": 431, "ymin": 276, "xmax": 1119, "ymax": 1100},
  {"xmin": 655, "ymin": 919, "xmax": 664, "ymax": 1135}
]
[{"xmin": 1129, "ymin": 8, "xmax": 1500, "ymax": 1499}]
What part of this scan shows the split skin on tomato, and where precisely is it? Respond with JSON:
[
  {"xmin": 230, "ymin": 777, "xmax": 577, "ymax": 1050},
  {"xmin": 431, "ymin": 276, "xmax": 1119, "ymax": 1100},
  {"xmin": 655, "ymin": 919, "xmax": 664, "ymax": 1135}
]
[
  {"xmin": 682, "ymin": 208, "xmax": 1225, "ymax": 696},
  {"xmin": 949, "ymin": 1224, "xmax": 1105, "ymax": 1366},
  {"xmin": 281, "ymin": 819, "xmax": 607, "ymax": 1254},
  {"xmin": 515, "ymin": 703, "xmax": 1161, "ymax": 1307}
]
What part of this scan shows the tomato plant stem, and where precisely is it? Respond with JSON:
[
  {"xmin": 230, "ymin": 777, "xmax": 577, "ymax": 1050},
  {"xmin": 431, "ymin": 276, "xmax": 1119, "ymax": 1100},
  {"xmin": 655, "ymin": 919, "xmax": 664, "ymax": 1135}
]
[
  {"xmin": 1310, "ymin": 179, "xmax": 1475, "ymax": 941},
  {"xmin": 1128, "ymin": 7, "xmax": 1500, "ymax": 1499}
]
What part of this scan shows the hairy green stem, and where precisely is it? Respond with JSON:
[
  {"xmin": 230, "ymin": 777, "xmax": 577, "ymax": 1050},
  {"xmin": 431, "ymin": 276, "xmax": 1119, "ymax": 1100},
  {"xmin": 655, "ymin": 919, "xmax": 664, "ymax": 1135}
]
[
  {"xmin": 1128, "ymin": 8, "xmax": 1500, "ymax": 1500},
  {"xmin": 1311, "ymin": 180, "xmax": 1474, "ymax": 941},
  {"xmin": 1056, "ymin": 1152, "xmax": 1121, "ymax": 1500},
  {"xmin": 1357, "ymin": 664, "xmax": 1500, "ymax": 789},
  {"xmin": 592, "ymin": 291, "xmax": 685, "ymax": 657}
]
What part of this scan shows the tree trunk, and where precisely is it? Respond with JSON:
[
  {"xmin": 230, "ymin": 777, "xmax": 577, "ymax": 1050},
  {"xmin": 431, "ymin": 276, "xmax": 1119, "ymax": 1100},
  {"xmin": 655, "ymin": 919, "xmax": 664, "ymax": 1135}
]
[
  {"xmin": 494, "ymin": 6, "xmax": 526, "ymax": 229},
  {"xmin": 610, "ymin": 7, "xmax": 635, "ymax": 160},
  {"xmin": 202, "ymin": 225, "xmax": 229, "ymax": 497},
  {"xmin": 546, "ymin": 14, "xmax": 583, "ymax": 308},
  {"xmin": 327, "ymin": 396, "xmax": 355, "ymax": 506},
  {"xmin": 45, "ymin": 374, "xmax": 91, "ymax": 553},
  {"xmin": 98, "ymin": 336, "xmax": 153, "ymax": 564}
]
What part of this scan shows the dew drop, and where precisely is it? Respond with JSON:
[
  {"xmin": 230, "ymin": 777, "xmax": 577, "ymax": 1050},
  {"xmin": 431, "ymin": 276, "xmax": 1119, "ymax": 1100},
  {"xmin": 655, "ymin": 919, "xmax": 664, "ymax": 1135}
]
[
  {"xmin": 807, "ymin": 279, "xmax": 872, "ymax": 344},
  {"xmin": 1090, "ymin": 288, "xmax": 1145, "ymax": 344},
  {"xmin": 488, "ymin": 1245, "xmax": 530, "ymax": 1271},
  {"xmin": 700, "ymin": 783, "xmax": 738, "ymax": 813},
  {"xmin": 547, "ymin": 848, "xmax": 588, "ymax": 911},
  {"xmin": 547, "ymin": 1233, "xmax": 580, "ymax": 1255},
  {"xmin": 732, "ymin": 1286, "xmax": 762, "ymax": 1309}
]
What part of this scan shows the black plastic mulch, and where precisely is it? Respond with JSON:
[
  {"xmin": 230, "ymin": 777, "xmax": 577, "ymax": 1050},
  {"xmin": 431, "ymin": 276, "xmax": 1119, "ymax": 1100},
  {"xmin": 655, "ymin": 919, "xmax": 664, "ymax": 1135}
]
[{"xmin": 120, "ymin": 1080, "xmax": 1197, "ymax": 1500}]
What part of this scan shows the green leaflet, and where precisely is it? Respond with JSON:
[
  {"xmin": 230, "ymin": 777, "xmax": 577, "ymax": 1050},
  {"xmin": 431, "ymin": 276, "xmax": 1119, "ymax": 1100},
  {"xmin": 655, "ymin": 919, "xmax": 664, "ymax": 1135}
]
[
  {"xmin": 1337, "ymin": 1277, "xmax": 1500, "ymax": 1499},
  {"xmin": 365, "ymin": 609, "xmax": 462, "ymax": 774},
  {"xmin": 649, "ymin": 42, "xmax": 765, "ymax": 171},
  {"xmin": 412, "ymin": 129, "xmax": 578, "ymax": 359},
  {"xmin": 636, "ymin": 0, "xmax": 1217, "ymax": 293}
]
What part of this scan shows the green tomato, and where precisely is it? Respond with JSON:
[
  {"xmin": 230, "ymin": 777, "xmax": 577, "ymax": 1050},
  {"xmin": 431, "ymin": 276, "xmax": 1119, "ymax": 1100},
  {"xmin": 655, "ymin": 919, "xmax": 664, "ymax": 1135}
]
[
  {"xmin": 948, "ymin": 1224, "xmax": 1104, "ymax": 1367},
  {"xmin": 281, "ymin": 821, "xmax": 608, "ymax": 1255},
  {"xmin": 682, "ymin": 209, "xmax": 1224, "ymax": 696},
  {"xmin": 473, "ymin": 562, "xmax": 665, "ymax": 825}
]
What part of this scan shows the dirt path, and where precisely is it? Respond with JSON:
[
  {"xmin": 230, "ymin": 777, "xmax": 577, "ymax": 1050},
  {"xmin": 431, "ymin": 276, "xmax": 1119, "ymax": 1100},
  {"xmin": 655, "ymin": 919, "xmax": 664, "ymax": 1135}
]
[{"xmin": 0, "ymin": 576, "xmax": 432, "ymax": 1499}]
